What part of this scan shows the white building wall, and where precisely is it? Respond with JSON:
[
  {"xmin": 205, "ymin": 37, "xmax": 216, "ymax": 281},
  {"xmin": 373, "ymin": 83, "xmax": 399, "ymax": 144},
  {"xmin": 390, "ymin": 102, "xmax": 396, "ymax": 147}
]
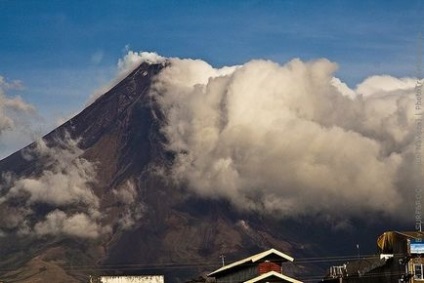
[{"xmin": 98, "ymin": 275, "xmax": 164, "ymax": 283}]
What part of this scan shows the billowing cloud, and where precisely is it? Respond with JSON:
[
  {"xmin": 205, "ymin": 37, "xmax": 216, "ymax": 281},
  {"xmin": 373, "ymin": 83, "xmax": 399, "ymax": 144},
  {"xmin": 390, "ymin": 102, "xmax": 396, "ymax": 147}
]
[{"xmin": 151, "ymin": 56, "xmax": 418, "ymax": 221}]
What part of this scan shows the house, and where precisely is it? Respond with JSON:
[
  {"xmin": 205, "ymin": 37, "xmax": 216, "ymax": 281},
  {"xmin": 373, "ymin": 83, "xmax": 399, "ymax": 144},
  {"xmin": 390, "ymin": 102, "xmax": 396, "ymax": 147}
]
[
  {"xmin": 322, "ymin": 231, "xmax": 424, "ymax": 283},
  {"xmin": 207, "ymin": 248, "xmax": 303, "ymax": 283},
  {"xmin": 89, "ymin": 275, "xmax": 165, "ymax": 283},
  {"xmin": 379, "ymin": 231, "xmax": 424, "ymax": 282}
]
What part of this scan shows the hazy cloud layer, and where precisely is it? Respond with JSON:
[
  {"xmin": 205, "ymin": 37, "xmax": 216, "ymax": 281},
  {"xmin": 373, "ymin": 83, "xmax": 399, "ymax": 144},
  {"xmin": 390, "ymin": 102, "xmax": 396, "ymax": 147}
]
[
  {"xmin": 14, "ymin": 137, "xmax": 98, "ymax": 206},
  {"xmin": 152, "ymin": 57, "xmax": 417, "ymax": 221}
]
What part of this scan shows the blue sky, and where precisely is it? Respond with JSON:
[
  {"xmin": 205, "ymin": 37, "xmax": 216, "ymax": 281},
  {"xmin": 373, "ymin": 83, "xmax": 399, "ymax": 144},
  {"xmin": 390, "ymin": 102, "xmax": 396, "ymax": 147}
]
[{"xmin": 0, "ymin": 0, "xmax": 423, "ymax": 157}]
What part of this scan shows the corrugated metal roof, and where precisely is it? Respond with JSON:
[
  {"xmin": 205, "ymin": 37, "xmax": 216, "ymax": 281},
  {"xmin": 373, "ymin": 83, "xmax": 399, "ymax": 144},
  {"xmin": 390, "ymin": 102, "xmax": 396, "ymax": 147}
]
[
  {"xmin": 243, "ymin": 271, "xmax": 302, "ymax": 283},
  {"xmin": 208, "ymin": 248, "xmax": 294, "ymax": 277},
  {"xmin": 345, "ymin": 256, "xmax": 388, "ymax": 276}
]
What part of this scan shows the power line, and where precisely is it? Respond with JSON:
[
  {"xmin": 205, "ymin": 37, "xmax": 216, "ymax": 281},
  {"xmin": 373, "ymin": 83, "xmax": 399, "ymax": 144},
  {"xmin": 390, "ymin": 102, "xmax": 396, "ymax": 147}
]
[{"xmin": 0, "ymin": 252, "xmax": 410, "ymax": 282}]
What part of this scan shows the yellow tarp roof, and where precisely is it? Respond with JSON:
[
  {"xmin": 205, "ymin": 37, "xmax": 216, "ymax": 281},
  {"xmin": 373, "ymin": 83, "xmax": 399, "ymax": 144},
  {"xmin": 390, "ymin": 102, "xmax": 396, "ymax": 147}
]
[{"xmin": 377, "ymin": 231, "xmax": 424, "ymax": 252}]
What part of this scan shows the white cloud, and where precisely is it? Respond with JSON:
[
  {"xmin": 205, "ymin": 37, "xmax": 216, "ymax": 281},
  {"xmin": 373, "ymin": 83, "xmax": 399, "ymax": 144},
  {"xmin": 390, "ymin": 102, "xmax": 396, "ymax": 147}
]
[{"xmin": 152, "ymin": 57, "xmax": 417, "ymax": 221}]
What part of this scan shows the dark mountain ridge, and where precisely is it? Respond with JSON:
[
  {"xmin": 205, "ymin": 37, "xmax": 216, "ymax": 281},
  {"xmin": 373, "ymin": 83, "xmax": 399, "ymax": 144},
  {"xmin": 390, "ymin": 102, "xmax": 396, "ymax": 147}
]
[{"xmin": 0, "ymin": 62, "xmax": 163, "ymax": 174}]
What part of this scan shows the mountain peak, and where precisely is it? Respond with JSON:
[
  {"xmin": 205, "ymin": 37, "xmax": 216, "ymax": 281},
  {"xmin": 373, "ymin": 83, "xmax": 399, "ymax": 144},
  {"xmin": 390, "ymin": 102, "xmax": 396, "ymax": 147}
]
[{"xmin": 0, "ymin": 62, "xmax": 164, "ymax": 172}]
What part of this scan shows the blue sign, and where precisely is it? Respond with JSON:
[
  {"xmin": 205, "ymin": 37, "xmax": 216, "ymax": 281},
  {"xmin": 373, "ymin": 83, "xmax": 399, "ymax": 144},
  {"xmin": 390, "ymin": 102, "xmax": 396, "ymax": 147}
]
[{"xmin": 411, "ymin": 239, "xmax": 424, "ymax": 254}]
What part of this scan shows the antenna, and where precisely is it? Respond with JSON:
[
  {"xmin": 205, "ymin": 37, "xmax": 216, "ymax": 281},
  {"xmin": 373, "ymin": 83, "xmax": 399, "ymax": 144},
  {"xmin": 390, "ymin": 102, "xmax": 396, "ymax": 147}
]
[
  {"xmin": 220, "ymin": 254, "xmax": 225, "ymax": 266},
  {"xmin": 220, "ymin": 242, "xmax": 226, "ymax": 267},
  {"xmin": 416, "ymin": 33, "xmax": 424, "ymax": 232},
  {"xmin": 356, "ymin": 244, "xmax": 360, "ymax": 259}
]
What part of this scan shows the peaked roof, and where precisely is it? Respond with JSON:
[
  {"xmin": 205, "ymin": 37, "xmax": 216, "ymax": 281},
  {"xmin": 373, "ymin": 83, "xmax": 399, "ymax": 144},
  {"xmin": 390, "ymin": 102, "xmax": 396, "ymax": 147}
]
[
  {"xmin": 244, "ymin": 271, "xmax": 303, "ymax": 283},
  {"xmin": 208, "ymin": 248, "xmax": 294, "ymax": 277}
]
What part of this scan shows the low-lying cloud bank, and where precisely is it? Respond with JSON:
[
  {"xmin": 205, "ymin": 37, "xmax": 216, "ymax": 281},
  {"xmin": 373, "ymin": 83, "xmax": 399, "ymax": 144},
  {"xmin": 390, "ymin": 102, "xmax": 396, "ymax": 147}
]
[
  {"xmin": 0, "ymin": 133, "xmax": 144, "ymax": 239},
  {"xmin": 0, "ymin": 135, "xmax": 110, "ymax": 238},
  {"xmin": 148, "ymin": 55, "xmax": 418, "ymax": 221}
]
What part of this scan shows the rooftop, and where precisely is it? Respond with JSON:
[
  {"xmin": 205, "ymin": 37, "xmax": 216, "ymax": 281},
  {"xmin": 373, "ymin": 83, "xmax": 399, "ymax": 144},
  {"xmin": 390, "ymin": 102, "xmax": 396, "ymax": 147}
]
[{"xmin": 208, "ymin": 248, "xmax": 294, "ymax": 277}]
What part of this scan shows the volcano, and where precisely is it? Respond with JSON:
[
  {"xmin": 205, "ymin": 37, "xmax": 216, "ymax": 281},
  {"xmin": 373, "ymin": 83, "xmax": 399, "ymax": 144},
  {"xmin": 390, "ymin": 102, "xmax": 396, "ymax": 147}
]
[{"xmin": 0, "ymin": 60, "xmax": 400, "ymax": 283}]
